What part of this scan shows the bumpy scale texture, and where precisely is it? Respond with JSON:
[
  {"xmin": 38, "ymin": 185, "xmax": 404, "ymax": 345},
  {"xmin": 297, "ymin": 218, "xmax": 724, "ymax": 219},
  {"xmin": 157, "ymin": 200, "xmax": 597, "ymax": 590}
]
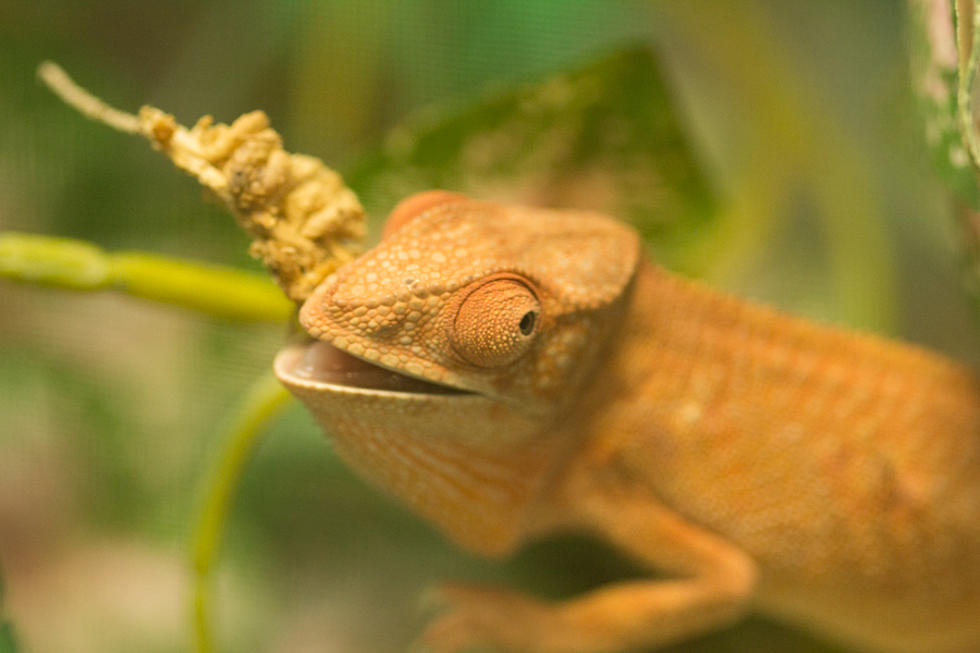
[
  {"xmin": 300, "ymin": 197, "xmax": 637, "ymax": 400},
  {"xmin": 278, "ymin": 193, "xmax": 980, "ymax": 653}
]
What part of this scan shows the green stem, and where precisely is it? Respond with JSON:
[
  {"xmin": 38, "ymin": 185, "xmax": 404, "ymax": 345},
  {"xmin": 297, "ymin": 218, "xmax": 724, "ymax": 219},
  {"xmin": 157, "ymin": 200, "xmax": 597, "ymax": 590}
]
[
  {"xmin": 189, "ymin": 372, "xmax": 292, "ymax": 653},
  {"xmin": 0, "ymin": 232, "xmax": 294, "ymax": 323}
]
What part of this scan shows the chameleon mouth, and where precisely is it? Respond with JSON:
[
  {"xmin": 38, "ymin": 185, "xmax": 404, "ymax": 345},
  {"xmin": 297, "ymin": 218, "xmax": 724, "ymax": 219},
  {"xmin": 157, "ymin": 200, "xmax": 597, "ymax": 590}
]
[{"xmin": 274, "ymin": 340, "xmax": 471, "ymax": 396}]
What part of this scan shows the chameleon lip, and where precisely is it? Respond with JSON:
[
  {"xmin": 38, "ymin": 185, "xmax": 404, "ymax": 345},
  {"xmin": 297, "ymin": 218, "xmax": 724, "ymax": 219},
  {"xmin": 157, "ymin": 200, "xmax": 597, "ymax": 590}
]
[{"xmin": 274, "ymin": 340, "xmax": 472, "ymax": 396}]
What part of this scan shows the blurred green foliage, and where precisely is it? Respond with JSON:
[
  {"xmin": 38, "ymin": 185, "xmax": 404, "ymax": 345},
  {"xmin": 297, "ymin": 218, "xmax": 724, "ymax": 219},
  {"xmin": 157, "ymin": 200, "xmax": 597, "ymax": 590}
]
[
  {"xmin": 0, "ymin": 625, "xmax": 18, "ymax": 653},
  {"xmin": 907, "ymin": 0, "xmax": 977, "ymax": 207},
  {"xmin": 348, "ymin": 47, "xmax": 717, "ymax": 272},
  {"xmin": 1, "ymin": 2, "xmax": 977, "ymax": 653},
  {"xmin": 0, "ymin": 571, "xmax": 17, "ymax": 653},
  {"xmin": 907, "ymin": 0, "xmax": 980, "ymax": 316}
]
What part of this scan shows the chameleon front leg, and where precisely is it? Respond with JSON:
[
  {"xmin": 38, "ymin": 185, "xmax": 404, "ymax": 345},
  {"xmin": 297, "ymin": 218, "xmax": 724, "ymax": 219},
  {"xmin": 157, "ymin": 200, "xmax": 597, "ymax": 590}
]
[{"xmin": 419, "ymin": 476, "xmax": 758, "ymax": 653}]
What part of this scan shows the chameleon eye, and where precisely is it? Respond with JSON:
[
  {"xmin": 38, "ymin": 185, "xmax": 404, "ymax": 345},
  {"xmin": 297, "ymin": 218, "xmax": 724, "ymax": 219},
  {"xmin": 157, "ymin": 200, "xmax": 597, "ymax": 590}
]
[
  {"xmin": 451, "ymin": 277, "xmax": 541, "ymax": 367},
  {"xmin": 519, "ymin": 310, "xmax": 536, "ymax": 335}
]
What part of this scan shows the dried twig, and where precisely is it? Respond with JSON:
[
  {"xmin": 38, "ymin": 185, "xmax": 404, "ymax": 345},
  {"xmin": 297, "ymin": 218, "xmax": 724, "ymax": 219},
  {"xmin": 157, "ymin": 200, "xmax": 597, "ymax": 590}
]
[{"xmin": 37, "ymin": 61, "xmax": 366, "ymax": 302}]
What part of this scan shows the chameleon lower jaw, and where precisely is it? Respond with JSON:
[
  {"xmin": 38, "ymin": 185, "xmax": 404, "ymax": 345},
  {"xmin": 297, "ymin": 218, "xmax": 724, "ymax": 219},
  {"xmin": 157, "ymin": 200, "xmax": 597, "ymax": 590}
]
[{"xmin": 274, "ymin": 340, "xmax": 472, "ymax": 396}]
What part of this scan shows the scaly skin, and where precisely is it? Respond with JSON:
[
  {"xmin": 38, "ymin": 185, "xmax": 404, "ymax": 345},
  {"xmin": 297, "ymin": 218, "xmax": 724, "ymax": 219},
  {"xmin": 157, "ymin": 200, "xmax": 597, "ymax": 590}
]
[{"xmin": 274, "ymin": 191, "xmax": 980, "ymax": 653}]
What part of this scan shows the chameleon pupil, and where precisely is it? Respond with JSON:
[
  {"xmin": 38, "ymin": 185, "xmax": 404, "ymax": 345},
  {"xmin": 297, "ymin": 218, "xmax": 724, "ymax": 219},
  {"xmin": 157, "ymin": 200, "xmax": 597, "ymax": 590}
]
[{"xmin": 519, "ymin": 311, "xmax": 536, "ymax": 335}]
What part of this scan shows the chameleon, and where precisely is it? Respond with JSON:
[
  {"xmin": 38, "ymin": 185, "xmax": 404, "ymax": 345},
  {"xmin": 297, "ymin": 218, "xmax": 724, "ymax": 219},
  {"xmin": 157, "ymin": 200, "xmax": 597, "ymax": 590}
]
[{"xmin": 274, "ymin": 190, "xmax": 980, "ymax": 653}]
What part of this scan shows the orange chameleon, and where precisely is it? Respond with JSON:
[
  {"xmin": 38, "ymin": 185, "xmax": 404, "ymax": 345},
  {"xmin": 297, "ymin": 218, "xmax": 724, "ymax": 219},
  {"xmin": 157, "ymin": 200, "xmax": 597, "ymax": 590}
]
[{"xmin": 275, "ymin": 190, "xmax": 980, "ymax": 653}]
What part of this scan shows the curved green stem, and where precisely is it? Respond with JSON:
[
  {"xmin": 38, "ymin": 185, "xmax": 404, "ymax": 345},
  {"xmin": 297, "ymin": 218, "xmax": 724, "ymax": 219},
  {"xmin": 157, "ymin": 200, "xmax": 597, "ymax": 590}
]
[
  {"xmin": 0, "ymin": 232, "xmax": 294, "ymax": 323},
  {"xmin": 189, "ymin": 372, "xmax": 292, "ymax": 653}
]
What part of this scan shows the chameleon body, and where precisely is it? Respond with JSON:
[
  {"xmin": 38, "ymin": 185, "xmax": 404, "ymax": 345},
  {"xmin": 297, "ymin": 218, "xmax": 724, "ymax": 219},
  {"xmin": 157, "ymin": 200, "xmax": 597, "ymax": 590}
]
[{"xmin": 274, "ymin": 191, "xmax": 980, "ymax": 653}]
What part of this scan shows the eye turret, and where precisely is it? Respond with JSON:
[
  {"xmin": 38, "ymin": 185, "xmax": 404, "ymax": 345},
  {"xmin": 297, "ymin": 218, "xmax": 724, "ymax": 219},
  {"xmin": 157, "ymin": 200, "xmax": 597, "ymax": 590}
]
[{"xmin": 450, "ymin": 277, "xmax": 540, "ymax": 367}]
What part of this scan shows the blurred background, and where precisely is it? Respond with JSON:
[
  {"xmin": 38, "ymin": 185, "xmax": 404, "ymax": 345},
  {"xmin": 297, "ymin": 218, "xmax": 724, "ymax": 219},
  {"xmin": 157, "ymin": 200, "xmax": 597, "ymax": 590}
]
[{"xmin": 1, "ymin": 1, "xmax": 978, "ymax": 652}]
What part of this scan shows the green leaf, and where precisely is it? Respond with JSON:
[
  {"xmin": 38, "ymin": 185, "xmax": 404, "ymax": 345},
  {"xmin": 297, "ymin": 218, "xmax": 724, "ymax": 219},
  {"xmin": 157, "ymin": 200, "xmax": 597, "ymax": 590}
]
[{"xmin": 347, "ymin": 47, "xmax": 717, "ymax": 270}]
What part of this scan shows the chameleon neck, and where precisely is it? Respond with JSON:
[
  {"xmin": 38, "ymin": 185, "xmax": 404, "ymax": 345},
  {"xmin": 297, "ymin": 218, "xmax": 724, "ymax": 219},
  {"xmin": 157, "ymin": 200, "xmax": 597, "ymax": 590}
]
[{"xmin": 629, "ymin": 262, "xmax": 979, "ymax": 423}]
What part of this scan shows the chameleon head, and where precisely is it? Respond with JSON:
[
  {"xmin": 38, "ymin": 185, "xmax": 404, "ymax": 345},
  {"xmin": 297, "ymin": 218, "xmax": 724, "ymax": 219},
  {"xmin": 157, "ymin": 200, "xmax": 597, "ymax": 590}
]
[{"xmin": 274, "ymin": 191, "xmax": 641, "ymax": 554}]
